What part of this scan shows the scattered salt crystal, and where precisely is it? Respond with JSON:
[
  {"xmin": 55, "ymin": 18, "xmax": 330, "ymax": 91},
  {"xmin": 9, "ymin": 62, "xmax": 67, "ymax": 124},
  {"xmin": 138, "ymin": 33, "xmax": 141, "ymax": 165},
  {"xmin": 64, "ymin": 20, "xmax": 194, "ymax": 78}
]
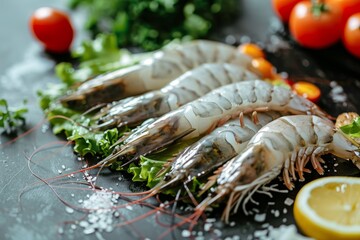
[
  {"xmin": 71, "ymin": 224, "xmax": 77, "ymax": 230},
  {"xmin": 213, "ymin": 229, "xmax": 222, "ymax": 237},
  {"xmin": 269, "ymin": 224, "xmax": 312, "ymax": 240},
  {"xmin": 79, "ymin": 221, "xmax": 89, "ymax": 228},
  {"xmin": 254, "ymin": 229, "xmax": 268, "ymax": 238},
  {"xmin": 205, "ymin": 218, "xmax": 216, "ymax": 223},
  {"xmin": 273, "ymin": 210, "xmax": 280, "ymax": 217},
  {"xmin": 229, "ymin": 221, "xmax": 236, "ymax": 227},
  {"xmin": 58, "ymin": 227, "xmax": 64, "ymax": 234},
  {"xmin": 233, "ymin": 236, "xmax": 240, "ymax": 240},
  {"xmin": 76, "ymin": 190, "xmax": 120, "ymax": 235},
  {"xmin": 262, "ymin": 223, "xmax": 270, "ymax": 228},
  {"xmin": 182, "ymin": 230, "xmax": 191, "ymax": 237},
  {"xmin": 253, "ymin": 208, "xmax": 259, "ymax": 213},
  {"xmin": 61, "ymin": 165, "xmax": 66, "ymax": 170},
  {"xmin": 284, "ymin": 198, "xmax": 294, "ymax": 206},
  {"xmin": 334, "ymin": 163, "xmax": 339, "ymax": 167},
  {"xmin": 225, "ymin": 35, "xmax": 237, "ymax": 45},
  {"xmin": 268, "ymin": 202, "xmax": 275, "ymax": 205},
  {"xmin": 283, "ymin": 208, "xmax": 287, "ymax": 214},
  {"xmin": 126, "ymin": 205, "xmax": 133, "ymax": 211},
  {"xmin": 58, "ymin": 170, "xmax": 62, "ymax": 174},
  {"xmin": 254, "ymin": 213, "xmax": 266, "ymax": 222},
  {"xmin": 204, "ymin": 223, "xmax": 212, "ymax": 231},
  {"xmin": 282, "ymin": 218, "xmax": 287, "ymax": 223},
  {"xmin": 65, "ymin": 207, "xmax": 74, "ymax": 214},
  {"xmin": 78, "ymin": 199, "xmax": 83, "ymax": 203},
  {"xmin": 71, "ymin": 194, "xmax": 75, "ymax": 198},
  {"xmin": 84, "ymin": 227, "xmax": 95, "ymax": 234}
]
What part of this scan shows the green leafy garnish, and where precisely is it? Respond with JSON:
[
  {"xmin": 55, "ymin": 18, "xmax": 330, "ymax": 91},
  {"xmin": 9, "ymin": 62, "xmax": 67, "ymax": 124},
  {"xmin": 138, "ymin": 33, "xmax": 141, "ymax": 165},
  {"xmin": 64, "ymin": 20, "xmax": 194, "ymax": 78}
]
[
  {"xmin": 340, "ymin": 117, "xmax": 360, "ymax": 138},
  {"xmin": 0, "ymin": 99, "xmax": 28, "ymax": 135},
  {"xmin": 69, "ymin": 127, "xmax": 125, "ymax": 156},
  {"xmin": 128, "ymin": 156, "xmax": 165, "ymax": 188},
  {"xmin": 55, "ymin": 34, "xmax": 147, "ymax": 86},
  {"xmin": 68, "ymin": 0, "xmax": 238, "ymax": 50}
]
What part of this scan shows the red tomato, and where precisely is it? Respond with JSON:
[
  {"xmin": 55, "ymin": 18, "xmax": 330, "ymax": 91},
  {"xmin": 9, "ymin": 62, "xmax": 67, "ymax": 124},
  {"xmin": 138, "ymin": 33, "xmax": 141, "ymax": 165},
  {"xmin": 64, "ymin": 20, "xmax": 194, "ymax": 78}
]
[
  {"xmin": 326, "ymin": 0, "xmax": 360, "ymax": 27},
  {"xmin": 238, "ymin": 43, "xmax": 265, "ymax": 59},
  {"xmin": 30, "ymin": 7, "xmax": 74, "ymax": 53},
  {"xmin": 271, "ymin": 0, "xmax": 303, "ymax": 23},
  {"xmin": 343, "ymin": 13, "xmax": 360, "ymax": 58},
  {"xmin": 289, "ymin": 1, "xmax": 342, "ymax": 49},
  {"xmin": 292, "ymin": 81, "xmax": 321, "ymax": 102}
]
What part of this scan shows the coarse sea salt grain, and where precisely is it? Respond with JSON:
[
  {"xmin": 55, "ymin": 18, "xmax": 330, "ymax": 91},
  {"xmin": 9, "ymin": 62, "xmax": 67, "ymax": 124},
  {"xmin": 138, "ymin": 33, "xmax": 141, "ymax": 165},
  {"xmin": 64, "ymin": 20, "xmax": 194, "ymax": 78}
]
[
  {"xmin": 254, "ymin": 213, "xmax": 266, "ymax": 222},
  {"xmin": 78, "ymin": 190, "xmax": 120, "ymax": 235},
  {"xmin": 65, "ymin": 207, "xmax": 74, "ymax": 214},
  {"xmin": 254, "ymin": 224, "xmax": 313, "ymax": 240},
  {"xmin": 182, "ymin": 230, "xmax": 191, "ymax": 237},
  {"xmin": 284, "ymin": 198, "xmax": 294, "ymax": 206}
]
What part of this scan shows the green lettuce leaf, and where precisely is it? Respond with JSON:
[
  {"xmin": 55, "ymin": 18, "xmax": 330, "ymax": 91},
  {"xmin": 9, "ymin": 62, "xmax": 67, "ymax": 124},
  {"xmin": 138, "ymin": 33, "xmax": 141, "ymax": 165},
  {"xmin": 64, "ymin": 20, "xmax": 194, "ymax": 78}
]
[
  {"xmin": 55, "ymin": 34, "xmax": 148, "ymax": 86},
  {"xmin": 128, "ymin": 156, "xmax": 165, "ymax": 188},
  {"xmin": 340, "ymin": 117, "xmax": 360, "ymax": 138},
  {"xmin": 0, "ymin": 99, "xmax": 28, "ymax": 135}
]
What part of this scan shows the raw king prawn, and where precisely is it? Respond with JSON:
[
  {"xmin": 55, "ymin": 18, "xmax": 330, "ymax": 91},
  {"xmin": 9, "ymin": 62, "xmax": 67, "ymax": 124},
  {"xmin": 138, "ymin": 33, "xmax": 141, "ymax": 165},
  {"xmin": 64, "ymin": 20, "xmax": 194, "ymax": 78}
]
[
  {"xmin": 194, "ymin": 115, "xmax": 360, "ymax": 223},
  {"xmin": 156, "ymin": 112, "xmax": 283, "ymax": 192},
  {"xmin": 97, "ymin": 80, "xmax": 329, "ymax": 167},
  {"xmin": 116, "ymin": 112, "xmax": 283, "ymax": 204},
  {"xmin": 60, "ymin": 40, "xmax": 252, "ymax": 110},
  {"xmin": 93, "ymin": 63, "xmax": 258, "ymax": 130},
  {"xmin": 28, "ymin": 38, "xmax": 360, "ymax": 236}
]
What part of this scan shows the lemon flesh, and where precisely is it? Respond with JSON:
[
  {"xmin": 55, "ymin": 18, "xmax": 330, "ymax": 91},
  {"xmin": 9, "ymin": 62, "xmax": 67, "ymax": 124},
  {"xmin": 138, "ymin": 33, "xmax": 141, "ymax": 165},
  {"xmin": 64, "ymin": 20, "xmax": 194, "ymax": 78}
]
[{"xmin": 294, "ymin": 177, "xmax": 360, "ymax": 240}]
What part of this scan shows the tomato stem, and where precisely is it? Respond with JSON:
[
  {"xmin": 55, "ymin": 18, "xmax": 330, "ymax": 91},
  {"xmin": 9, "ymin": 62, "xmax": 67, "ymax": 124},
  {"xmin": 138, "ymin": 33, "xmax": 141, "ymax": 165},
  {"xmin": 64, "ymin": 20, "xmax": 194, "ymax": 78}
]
[{"xmin": 311, "ymin": 0, "xmax": 328, "ymax": 17}]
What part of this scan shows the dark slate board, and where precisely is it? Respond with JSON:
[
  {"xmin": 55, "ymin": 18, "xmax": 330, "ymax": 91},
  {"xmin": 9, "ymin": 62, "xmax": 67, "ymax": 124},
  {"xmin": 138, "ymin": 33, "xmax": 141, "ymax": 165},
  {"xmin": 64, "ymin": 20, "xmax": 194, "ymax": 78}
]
[{"xmin": 1, "ymin": 0, "xmax": 359, "ymax": 240}]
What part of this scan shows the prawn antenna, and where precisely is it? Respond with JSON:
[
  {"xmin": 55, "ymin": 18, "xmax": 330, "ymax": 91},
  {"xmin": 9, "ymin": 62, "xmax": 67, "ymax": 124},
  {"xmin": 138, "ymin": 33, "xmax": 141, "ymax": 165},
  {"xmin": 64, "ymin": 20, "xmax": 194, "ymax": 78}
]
[{"xmin": 81, "ymin": 103, "xmax": 107, "ymax": 116}]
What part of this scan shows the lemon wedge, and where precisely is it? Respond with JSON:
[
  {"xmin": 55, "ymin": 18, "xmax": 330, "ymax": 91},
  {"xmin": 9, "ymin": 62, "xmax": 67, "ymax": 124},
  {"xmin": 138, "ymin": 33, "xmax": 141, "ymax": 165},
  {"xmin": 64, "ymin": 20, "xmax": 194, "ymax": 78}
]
[{"xmin": 294, "ymin": 177, "xmax": 360, "ymax": 240}]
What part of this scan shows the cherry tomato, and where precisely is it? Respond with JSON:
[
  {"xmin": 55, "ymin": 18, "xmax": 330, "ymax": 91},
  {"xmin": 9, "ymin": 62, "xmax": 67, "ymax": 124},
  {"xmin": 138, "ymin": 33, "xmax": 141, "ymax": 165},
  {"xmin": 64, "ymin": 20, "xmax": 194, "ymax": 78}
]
[
  {"xmin": 251, "ymin": 58, "xmax": 276, "ymax": 79},
  {"xmin": 326, "ymin": 0, "xmax": 360, "ymax": 27},
  {"xmin": 292, "ymin": 81, "xmax": 321, "ymax": 102},
  {"xmin": 271, "ymin": 0, "xmax": 303, "ymax": 23},
  {"xmin": 343, "ymin": 13, "xmax": 360, "ymax": 58},
  {"xmin": 30, "ymin": 7, "xmax": 74, "ymax": 53},
  {"xmin": 289, "ymin": 1, "xmax": 342, "ymax": 49},
  {"xmin": 238, "ymin": 43, "xmax": 265, "ymax": 59}
]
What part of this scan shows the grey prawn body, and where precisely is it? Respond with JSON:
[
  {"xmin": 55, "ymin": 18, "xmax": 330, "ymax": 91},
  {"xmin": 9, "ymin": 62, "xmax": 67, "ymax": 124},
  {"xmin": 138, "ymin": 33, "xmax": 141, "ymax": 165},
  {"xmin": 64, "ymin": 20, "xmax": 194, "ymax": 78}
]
[
  {"xmin": 60, "ymin": 40, "xmax": 252, "ymax": 110},
  {"xmin": 100, "ymin": 80, "xmax": 330, "ymax": 166},
  {"xmin": 196, "ymin": 115, "xmax": 360, "ymax": 223},
  {"xmin": 93, "ymin": 63, "xmax": 258, "ymax": 130}
]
